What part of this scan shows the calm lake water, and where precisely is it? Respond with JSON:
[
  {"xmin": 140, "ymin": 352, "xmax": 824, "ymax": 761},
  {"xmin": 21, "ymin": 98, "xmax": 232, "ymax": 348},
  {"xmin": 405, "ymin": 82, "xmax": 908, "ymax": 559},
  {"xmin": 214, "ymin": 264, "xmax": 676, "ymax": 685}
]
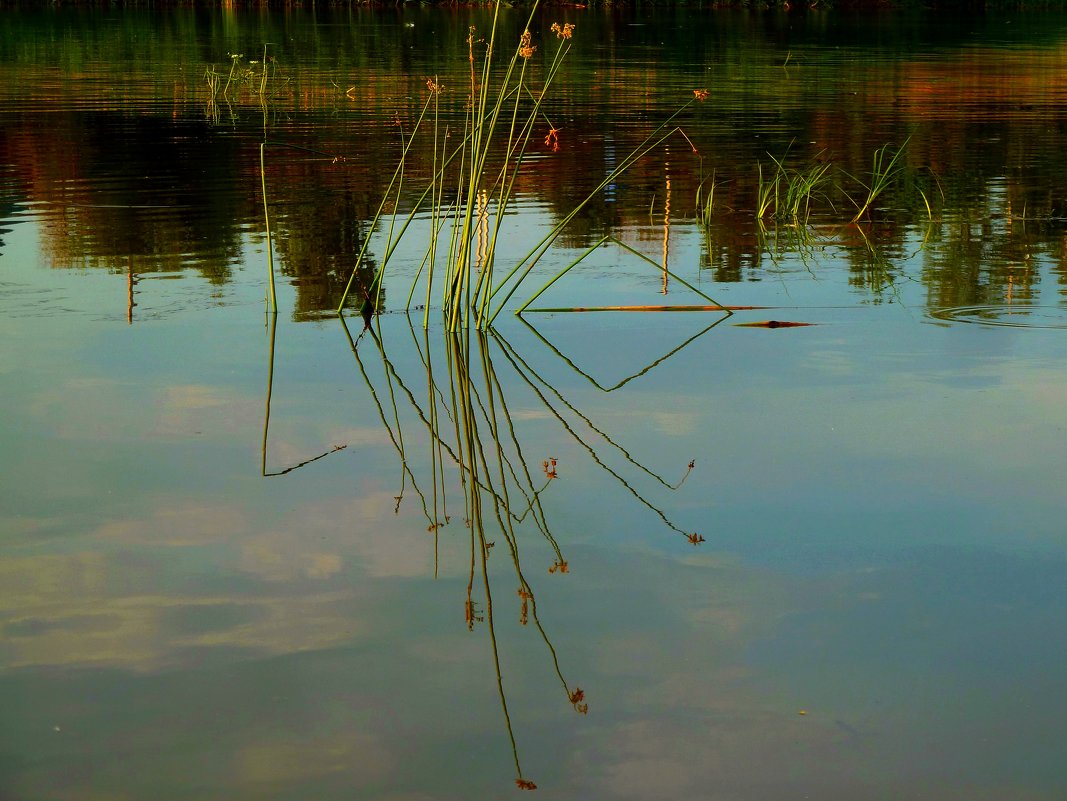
[{"xmin": 3, "ymin": 6, "xmax": 1067, "ymax": 800}]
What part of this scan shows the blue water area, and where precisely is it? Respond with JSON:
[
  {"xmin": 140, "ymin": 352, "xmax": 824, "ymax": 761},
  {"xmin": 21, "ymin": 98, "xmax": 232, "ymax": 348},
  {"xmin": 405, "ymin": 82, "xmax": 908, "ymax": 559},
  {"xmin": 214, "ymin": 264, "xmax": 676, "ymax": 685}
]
[{"xmin": 2, "ymin": 7, "xmax": 1067, "ymax": 800}]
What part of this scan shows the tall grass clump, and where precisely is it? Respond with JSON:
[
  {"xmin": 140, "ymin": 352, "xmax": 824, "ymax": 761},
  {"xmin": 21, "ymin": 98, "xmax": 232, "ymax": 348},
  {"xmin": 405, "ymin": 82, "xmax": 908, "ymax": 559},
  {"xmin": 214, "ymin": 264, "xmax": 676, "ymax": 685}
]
[
  {"xmin": 205, "ymin": 45, "xmax": 287, "ymax": 103},
  {"xmin": 755, "ymin": 150, "xmax": 833, "ymax": 224},
  {"xmin": 846, "ymin": 137, "xmax": 910, "ymax": 223},
  {"xmin": 336, "ymin": 6, "xmax": 707, "ymax": 331},
  {"xmin": 695, "ymin": 168, "xmax": 718, "ymax": 225},
  {"xmin": 338, "ymin": 11, "xmax": 578, "ymax": 330}
]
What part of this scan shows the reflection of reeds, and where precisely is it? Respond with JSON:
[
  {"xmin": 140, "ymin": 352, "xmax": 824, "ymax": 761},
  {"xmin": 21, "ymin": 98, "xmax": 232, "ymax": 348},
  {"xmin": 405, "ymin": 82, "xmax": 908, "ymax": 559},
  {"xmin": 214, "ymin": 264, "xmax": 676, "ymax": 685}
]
[
  {"xmin": 515, "ymin": 305, "xmax": 729, "ymax": 394},
  {"xmin": 756, "ymin": 219, "xmax": 822, "ymax": 276},
  {"xmin": 341, "ymin": 319, "xmax": 437, "ymax": 529},
  {"xmin": 261, "ymin": 313, "xmax": 348, "ymax": 477},
  {"xmin": 126, "ymin": 258, "xmax": 137, "ymax": 325},
  {"xmin": 333, "ymin": 312, "xmax": 713, "ymax": 785},
  {"xmin": 493, "ymin": 330, "xmax": 705, "ymax": 545},
  {"xmin": 843, "ymin": 222, "xmax": 916, "ymax": 304},
  {"xmin": 344, "ymin": 317, "xmax": 625, "ymax": 789},
  {"xmin": 261, "ymin": 312, "xmax": 277, "ymax": 478}
]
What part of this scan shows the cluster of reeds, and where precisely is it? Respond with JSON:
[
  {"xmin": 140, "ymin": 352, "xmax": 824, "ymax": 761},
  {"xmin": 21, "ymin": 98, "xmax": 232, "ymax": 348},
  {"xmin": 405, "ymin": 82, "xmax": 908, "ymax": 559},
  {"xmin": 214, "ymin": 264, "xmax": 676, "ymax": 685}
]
[
  {"xmin": 204, "ymin": 44, "xmax": 288, "ymax": 102},
  {"xmin": 336, "ymin": 7, "xmax": 708, "ymax": 330},
  {"xmin": 697, "ymin": 137, "xmax": 929, "ymax": 227},
  {"xmin": 755, "ymin": 151, "xmax": 834, "ymax": 224}
]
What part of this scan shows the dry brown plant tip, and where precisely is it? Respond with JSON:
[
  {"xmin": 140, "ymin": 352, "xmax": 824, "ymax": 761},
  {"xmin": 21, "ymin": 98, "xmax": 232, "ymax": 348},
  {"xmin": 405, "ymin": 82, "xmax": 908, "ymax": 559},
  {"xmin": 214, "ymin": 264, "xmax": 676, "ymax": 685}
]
[
  {"xmin": 551, "ymin": 22, "xmax": 576, "ymax": 40},
  {"xmin": 519, "ymin": 30, "xmax": 537, "ymax": 60}
]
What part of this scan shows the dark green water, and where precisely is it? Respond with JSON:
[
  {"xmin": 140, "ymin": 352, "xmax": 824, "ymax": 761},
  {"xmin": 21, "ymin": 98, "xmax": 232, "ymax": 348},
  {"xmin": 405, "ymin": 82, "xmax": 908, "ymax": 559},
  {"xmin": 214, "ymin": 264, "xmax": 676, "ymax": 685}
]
[{"xmin": 2, "ymin": 7, "xmax": 1067, "ymax": 800}]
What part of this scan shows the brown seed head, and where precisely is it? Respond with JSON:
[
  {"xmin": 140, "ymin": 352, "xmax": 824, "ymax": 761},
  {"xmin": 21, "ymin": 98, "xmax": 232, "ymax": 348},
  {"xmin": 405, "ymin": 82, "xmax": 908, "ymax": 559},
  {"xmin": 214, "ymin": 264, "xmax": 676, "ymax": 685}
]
[
  {"xmin": 551, "ymin": 22, "xmax": 576, "ymax": 40},
  {"xmin": 518, "ymin": 30, "xmax": 537, "ymax": 59}
]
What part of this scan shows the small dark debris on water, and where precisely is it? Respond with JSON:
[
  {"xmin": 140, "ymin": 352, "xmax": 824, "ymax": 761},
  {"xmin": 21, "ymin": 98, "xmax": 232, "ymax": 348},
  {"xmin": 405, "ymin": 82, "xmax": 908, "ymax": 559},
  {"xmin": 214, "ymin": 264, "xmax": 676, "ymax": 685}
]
[{"xmin": 734, "ymin": 320, "xmax": 814, "ymax": 328}]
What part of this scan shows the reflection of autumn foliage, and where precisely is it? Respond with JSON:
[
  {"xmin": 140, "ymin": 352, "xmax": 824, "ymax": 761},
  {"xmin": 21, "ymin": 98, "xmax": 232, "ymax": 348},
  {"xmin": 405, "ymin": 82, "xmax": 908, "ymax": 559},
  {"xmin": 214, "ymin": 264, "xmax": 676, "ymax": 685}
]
[
  {"xmin": 4, "ymin": 111, "xmax": 243, "ymax": 281},
  {"xmin": 265, "ymin": 155, "xmax": 379, "ymax": 318},
  {"xmin": 6, "ymin": 9, "xmax": 1067, "ymax": 315},
  {"xmin": 896, "ymin": 51, "xmax": 1067, "ymax": 118}
]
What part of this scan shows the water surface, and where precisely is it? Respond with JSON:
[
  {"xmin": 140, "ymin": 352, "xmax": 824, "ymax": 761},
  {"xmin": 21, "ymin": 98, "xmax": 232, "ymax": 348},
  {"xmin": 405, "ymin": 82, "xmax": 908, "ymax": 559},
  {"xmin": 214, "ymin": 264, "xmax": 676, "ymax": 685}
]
[{"xmin": 2, "ymin": 7, "xmax": 1067, "ymax": 800}]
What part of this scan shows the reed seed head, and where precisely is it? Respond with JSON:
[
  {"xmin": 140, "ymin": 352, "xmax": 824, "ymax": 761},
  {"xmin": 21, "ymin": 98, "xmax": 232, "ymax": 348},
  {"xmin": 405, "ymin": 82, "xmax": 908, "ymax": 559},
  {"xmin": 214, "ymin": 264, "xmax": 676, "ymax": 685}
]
[
  {"xmin": 519, "ymin": 29, "xmax": 537, "ymax": 59},
  {"xmin": 551, "ymin": 22, "xmax": 576, "ymax": 40}
]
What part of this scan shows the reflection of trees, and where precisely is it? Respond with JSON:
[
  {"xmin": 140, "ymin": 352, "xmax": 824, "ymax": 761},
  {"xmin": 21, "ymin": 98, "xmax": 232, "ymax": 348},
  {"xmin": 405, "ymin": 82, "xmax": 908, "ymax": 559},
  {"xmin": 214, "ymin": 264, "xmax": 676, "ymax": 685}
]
[
  {"xmin": 8, "ymin": 8, "xmax": 1067, "ymax": 314},
  {"xmin": 5, "ymin": 111, "xmax": 244, "ymax": 282},
  {"xmin": 265, "ymin": 153, "xmax": 380, "ymax": 318},
  {"xmin": 1, "ymin": 106, "xmax": 384, "ymax": 315},
  {"xmin": 918, "ymin": 212, "xmax": 1057, "ymax": 309}
]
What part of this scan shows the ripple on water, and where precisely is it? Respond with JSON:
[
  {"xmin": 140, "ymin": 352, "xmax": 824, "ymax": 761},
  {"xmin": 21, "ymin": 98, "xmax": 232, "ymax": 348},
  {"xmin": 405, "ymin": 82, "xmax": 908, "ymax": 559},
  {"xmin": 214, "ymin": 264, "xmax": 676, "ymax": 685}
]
[{"xmin": 929, "ymin": 304, "xmax": 1067, "ymax": 329}]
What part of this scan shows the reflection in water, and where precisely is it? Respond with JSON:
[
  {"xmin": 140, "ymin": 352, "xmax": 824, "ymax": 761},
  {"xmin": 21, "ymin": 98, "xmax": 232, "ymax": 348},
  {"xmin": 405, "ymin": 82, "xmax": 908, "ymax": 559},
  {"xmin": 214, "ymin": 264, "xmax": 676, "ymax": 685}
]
[
  {"xmin": 343, "ymin": 318, "xmax": 571, "ymax": 788},
  {"xmin": 6, "ymin": 10, "xmax": 1067, "ymax": 799},
  {"xmin": 126, "ymin": 257, "xmax": 137, "ymax": 324},
  {"xmin": 929, "ymin": 303, "xmax": 1067, "ymax": 329},
  {"xmin": 4, "ymin": 10, "xmax": 1067, "ymax": 315},
  {"xmin": 4, "ymin": 111, "xmax": 245, "ymax": 280},
  {"xmin": 261, "ymin": 312, "xmax": 348, "ymax": 477},
  {"xmin": 517, "ymin": 310, "xmax": 729, "ymax": 395},
  {"xmin": 3, "ymin": 9, "xmax": 1067, "ymax": 317},
  {"xmin": 329, "ymin": 313, "xmax": 704, "ymax": 787},
  {"xmin": 493, "ymin": 329, "xmax": 702, "ymax": 544}
]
